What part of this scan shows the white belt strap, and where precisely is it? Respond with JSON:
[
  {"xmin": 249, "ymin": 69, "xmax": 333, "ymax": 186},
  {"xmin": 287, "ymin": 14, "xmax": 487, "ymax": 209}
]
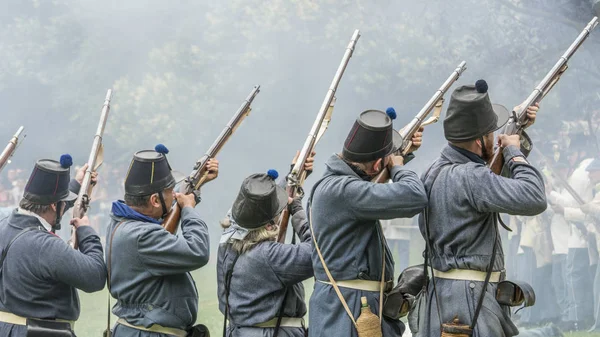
[
  {"xmin": 254, "ymin": 317, "xmax": 305, "ymax": 328},
  {"xmin": 317, "ymin": 279, "xmax": 382, "ymax": 292},
  {"xmin": 432, "ymin": 268, "xmax": 502, "ymax": 283},
  {"xmin": 117, "ymin": 318, "xmax": 187, "ymax": 337},
  {"xmin": 0, "ymin": 311, "xmax": 75, "ymax": 328}
]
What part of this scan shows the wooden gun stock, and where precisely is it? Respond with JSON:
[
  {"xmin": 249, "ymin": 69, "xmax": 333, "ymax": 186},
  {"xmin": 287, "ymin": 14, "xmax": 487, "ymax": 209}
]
[
  {"xmin": 162, "ymin": 202, "xmax": 182, "ymax": 234},
  {"xmin": 488, "ymin": 149, "xmax": 505, "ymax": 175},
  {"xmin": 276, "ymin": 205, "xmax": 291, "ymax": 243}
]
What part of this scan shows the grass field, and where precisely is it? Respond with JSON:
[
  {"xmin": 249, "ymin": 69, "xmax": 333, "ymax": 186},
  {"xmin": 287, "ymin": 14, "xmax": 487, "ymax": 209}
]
[{"xmin": 75, "ymin": 261, "xmax": 600, "ymax": 337}]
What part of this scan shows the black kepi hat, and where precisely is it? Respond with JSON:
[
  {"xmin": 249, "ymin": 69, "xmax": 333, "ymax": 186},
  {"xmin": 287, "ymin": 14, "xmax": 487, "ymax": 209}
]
[
  {"xmin": 444, "ymin": 80, "xmax": 509, "ymax": 142},
  {"xmin": 342, "ymin": 108, "xmax": 403, "ymax": 163},
  {"xmin": 231, "ymin": 169, "xmax": 288, "ymax": 229},
  {"xmin": 23, "ymin": 154, "xmax": 78, "ymax": 205},
  {"xmin": 124, "ymin": 144, "xmax": 177, "ymax": 196}
]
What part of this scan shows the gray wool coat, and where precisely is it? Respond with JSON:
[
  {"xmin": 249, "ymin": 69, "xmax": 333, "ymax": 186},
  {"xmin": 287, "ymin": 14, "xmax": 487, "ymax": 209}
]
[
  {"xmin": 0, "ymin": 181, "xmax": 106, "ymax": 337},
  {"xmin": 106, "ymin": 206, "xmax": 210, "ymax": 337},
  {"xmin": 308, "ymin": 154, "xmax": 428, "ymax": 337},
  {"xmin": 217, "ymin": 209, "xmax": 313, "ymax": 337},
  {"xmin": 409, "ymin": 145, "xmax": 547, "ymax": 337}
]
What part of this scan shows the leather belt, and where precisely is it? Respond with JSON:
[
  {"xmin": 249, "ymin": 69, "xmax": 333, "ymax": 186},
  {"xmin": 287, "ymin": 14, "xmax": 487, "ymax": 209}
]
[
  {"xmin": 254, "ymin": 317, "xmax": 305, "ymax": 328},
  {"xmin": 117, "ymin": 318, "xmax": 187, "ymax": 337},
  {"xmin": 0, "ymin": 311, "xmax": 75, "ymax": 328},
  {"xmin": 432, "ymin": 268, "xmax": 503, "ymax": 283},
  {"xmin": 317, "ymin": 279, "xmax": 393, "ymax": 292}
]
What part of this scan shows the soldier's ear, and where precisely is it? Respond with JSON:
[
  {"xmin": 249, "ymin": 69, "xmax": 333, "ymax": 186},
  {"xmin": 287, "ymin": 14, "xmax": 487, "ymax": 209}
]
[{"xmin": 149, "ymin": 193, "xmax": 160, "ymax": 208}]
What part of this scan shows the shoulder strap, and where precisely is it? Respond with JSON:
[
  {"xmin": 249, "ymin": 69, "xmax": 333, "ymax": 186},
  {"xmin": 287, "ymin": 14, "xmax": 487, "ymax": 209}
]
[
  {"xmin": 309, "ymin": 207, "xmax": 358, "ymax": 328},
  {"xmin": 223, "ymin": 251, "xmax": 240, "ymax": 337},
  {"xmin": 375, "ymin": 221, "xmax": 386, "ymax": 324},
  {"xmin": 0, "ymin": 226, "xmax": 41, "ymax": 273},
  {"xmin": 469, "ymin": 217, "xmax": 499, "ymax": 330},
  {"xmin": 105, "ymin": 221, "xmax": 126, "ymax": 337},
  {"xmin": 308, "ymin": 176, "xmax": 359, "ymax": 328}
]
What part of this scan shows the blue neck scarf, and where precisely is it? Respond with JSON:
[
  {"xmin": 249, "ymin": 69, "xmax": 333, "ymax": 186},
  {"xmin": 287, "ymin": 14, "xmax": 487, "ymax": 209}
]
[{"xmin": 111, "ymin": 200, "xmax": 161, "ymax": 224}]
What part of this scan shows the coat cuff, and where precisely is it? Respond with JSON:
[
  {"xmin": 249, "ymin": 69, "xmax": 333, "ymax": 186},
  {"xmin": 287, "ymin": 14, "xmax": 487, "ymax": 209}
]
[
  {"xmin": 502, "ymin": 145, "xmax": 527, "ymax": 164},
  {"xmin": 69, "ymin": 179, "xmax": 81, "ymax": 195},
  {"xmin": 76, "ymin": 225, "xmax": 99, "ymax": 244}
]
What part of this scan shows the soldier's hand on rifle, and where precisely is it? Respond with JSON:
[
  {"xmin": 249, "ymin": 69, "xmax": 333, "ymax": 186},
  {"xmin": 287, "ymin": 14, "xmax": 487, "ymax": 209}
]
[
  {"xmin": 497, "ymin": 134, "xmax": 521, "ymax": 150},
  {"xmin": 74, "ymin": 163, "xmax": 99, "ymax": 186},
  {"xmin": 205, "ymin": 159, "xmax": 219, "ymax": 183},
  {"xmin": 407, "ymin": 127, "xmax": 425, "ymax": 154},
  {"xmin": 387, "ymin": 154, "xmax": 404, "ymax": 169},
  {"xmin": 291, "ymin": 150, "xmax": 316, "ymax": 174},
  {"xmin": 70, "ymin": 215, "xmax": 90, "ymax": 229},
  {"xmin": 513, "ymin": 102, "xmax": 539, "ymax": 128},
  {"xmin": 175, "ymin": 192, "xmax": 197, "ymax": 209}
]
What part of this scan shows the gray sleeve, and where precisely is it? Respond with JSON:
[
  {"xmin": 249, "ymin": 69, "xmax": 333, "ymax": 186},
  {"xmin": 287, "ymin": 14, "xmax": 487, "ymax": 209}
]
[
  {"xmin": 264, "ymin": 239, "xmax": 313, "ymax": 286},
  {"xmin": 38, "ymin": 226, "xmax": 107, "ymax": 293},
  {"xmin": 291, "ymin": 210, "xmax": 311, "ymax": 242},
  {"xmin": 69, "ymin": 179, "xmax": 81, "ymax": 195},
  {"xmin": 136, "ymin": 207, "xmax": 210, "ymax": 276},
  {"xmin": 468, "ymin": 146, "xmax": 547, "ymax": 216},
  {"xmin": 342, "ymin": 167, "xmax": 428, "ymax": 221}
]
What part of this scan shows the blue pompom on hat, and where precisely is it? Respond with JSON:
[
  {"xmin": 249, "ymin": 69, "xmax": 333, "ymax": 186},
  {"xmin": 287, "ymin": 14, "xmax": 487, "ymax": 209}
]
[
  {"xmin": 386, "ymin": 107, "xmax": 397, "ymax": 120},
  {"xmin": 267, "ymin": 169, "xmax": 279, "ymax": 180},
  {"xmin": 155, "ymin": 144, "xmax": 169, "ymax": 154},
  {"xmin": 59, "ymin": 154, "xmax": 73, "ymax": 168},
  {"xmin": 475, "ymin": 79, "xmax": 488, "ymax": 93}
]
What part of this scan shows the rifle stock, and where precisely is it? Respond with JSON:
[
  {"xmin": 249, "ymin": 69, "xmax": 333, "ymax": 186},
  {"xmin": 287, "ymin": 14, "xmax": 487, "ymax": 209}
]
[
  {"xmin": 488, "ymin": 17, "xmax": 597, "ymax": 174},
  {"xmin": 372, "ymin": 61, "xmax": 467, "ymax": 183},
  {"xmin": 0, "ymin": 126, "xmax": 25, "ymax": 174},
  {"xmin": 70, "ymin": 89, "xmax": 112, "ymax": 249},
  {"xmin": 277, "ymin": 30, "xmax": 361, "ymax": 243},
  {"xmin": 162, "ymin": 86, "xmax": 260, "ymax": 234}
]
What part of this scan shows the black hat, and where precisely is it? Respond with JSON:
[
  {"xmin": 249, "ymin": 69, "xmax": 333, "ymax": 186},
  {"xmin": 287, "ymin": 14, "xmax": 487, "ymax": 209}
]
[
  {"xmin": 231, "ymin": 170, "xmax": 288, "ymax": 229},
  {"xmin": 444, "ymin": 80, "xmax": 509, "ymax": 142},
  {"xmin": 342, "ymin": 108, "xmax": 403, "ymax": 163},
  {"xmin": 23, "ymin": 154, "xmax": 78, "ymax": 205},
  {"xmin": 124, "ymin": 144, "xmax": 177, "ymax": 196}
]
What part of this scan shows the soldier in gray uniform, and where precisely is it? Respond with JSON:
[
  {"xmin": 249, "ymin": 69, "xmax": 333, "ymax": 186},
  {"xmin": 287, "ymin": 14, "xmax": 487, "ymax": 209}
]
[
  {"xmin": 217, "ymin": 166, "xmax": 312, "ymax": 337},
  {"xmin": 308, "ymin": 109, "xmax": 428, "ymax": 337},
  {"xmin": 105, "ymin": 145, "xmax": 217, "ymax": 337},
  {"xmin": 0, "ymin": 155, "xmax": 106, "ymax": 337},
  {"xmin": 410, "ymin": 80, "xmax": 546, "ymax": 337}
]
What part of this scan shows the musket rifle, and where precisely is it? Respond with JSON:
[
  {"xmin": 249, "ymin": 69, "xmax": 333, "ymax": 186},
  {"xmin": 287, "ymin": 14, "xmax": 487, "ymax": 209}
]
[
  {"xmin": 162, "ymin": 85, "xmax": 260, "ymax": 234},
  {"xmin": 373, "ymin": 61, "xmax": 468, "ymax": 183},
  {"xmin": 0, "ymin": 126, "xmax": 26, "ymax": 174},
  {"xmin": 70, "ymin": 89, "xmax": 112, "ymax": 249},
  {"xmin": 276, "ymin": 29, "xmax": 361, "ymax": 243},
  {"xmin": 488, "ymin": 17, "xmax": 598, "ymax": 174}
]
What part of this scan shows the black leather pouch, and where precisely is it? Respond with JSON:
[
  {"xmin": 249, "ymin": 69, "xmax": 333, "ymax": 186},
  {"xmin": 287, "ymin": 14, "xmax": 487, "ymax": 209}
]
[
  {"xmin": 188, "ymin": 324, "xmax": 210, "ymax": 337},
  {"xmin": 26, "ymin": 318, "xmax": 75, "ymax": 337},
  {"xmin": 383, "ymin": 264, "xmax": 427, "ymax": 320},
  {"xmin": 496, "ymin": 280, "xmax": 536, "ymax": 307}
]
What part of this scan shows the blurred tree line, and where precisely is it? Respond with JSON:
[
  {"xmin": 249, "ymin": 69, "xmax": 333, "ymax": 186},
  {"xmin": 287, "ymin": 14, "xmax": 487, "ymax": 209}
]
[{"xmin": 0, "ymin": 1, "xmax": 598, "ymax": 232}]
